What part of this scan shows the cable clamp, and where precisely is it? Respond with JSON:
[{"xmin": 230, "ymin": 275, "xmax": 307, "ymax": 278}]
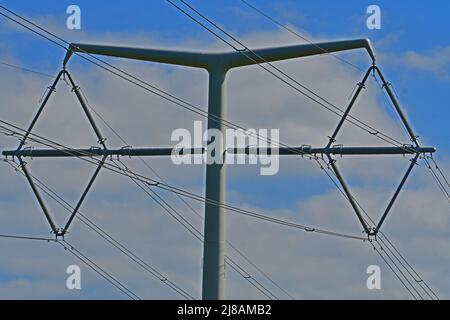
[
  {"xmin": 382, "ymin": 81, "xmax": 391, "ymax": 89},
  {"xmin": 367, "ymin": 228, "xmax": 378, "ymax": 241},
  {"xmin": 19, "ymin": 138, "xmax": 28, "ymax": 146},
  {"xmin": 61, "ymin": 72, "xmax": 71, "ymax": 87},
  {"xmin": 145, "ymin": 181, "xmax": 160, "ymax": 187},
  {"xmin": 402, "ymin": 144, "xmax": 414, "ymax": 157},
  {"xmin": 333, "ymin": 144, "xmax": 344, "ymax": 158},
  {"xmin": 23, "ymin": 146, "xmax": 34, "ymax": 159},
  {"xmin": 121, "ymin": 145, "xmax": 133, "ymax": 158},
  {"xmin": 71, "ymin": 85, "xmax": 80, "ymax": 93},
  {"xmin": 54, "ymin": 228, "xmax": 65, "ymax": 239},
  {"xmin": 89, "ymin": 146, "xmax": 102, "ymax": 157},
  {"xmin": 17, "ymin": 160, "xmax": 27, "ymax": 169},
  {"xmin": 300, "ymin": 144, "xmax": 311, "ymax": 157},
  {"xmin": 245, "ymin": 143, "xmax": 256, "ymax": 155}
]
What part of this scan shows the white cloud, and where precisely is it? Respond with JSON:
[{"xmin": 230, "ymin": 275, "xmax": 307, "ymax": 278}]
[
  {"xmin": 380, "ymin": 46, "xmax": 450, "ymax": 80},
  {"xmin": 0, "ymin": 22, "xmax": 448, "ymax": 300}
]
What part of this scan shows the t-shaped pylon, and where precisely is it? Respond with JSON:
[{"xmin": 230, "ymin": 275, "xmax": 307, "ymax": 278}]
[
  {"xmin": 3, "ymin": 38, "xmax": 435, "ymax": 299},
  {"xmin": 60, "ymin": 38, "xmax": 378, "ymax": 300},
  {"xmin": 3, "ymin": 37, "xmax": 436, "ymax": 299}
]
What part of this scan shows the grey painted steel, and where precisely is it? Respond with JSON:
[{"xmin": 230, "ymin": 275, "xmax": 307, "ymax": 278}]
[
  {"xmin": 3, "ymin": 146, "xmax": 436, "ymax": 158},
  {"xmin": 375, "ymin": 154, "xmax": 420, "ymax": 233},
  {"xmin": 327, "ymin": 155, "xmax": 371, "ymax": 234},
  {"xmin": 373, "ymin": 67, "xmax": 419, "ymax": 147},
  {"xmin": 61, "ymin": 38, "xmax": 377, "ymax": 300},
  {"xmin": 13, "ymin": 70, "xmax": 108, "ymax": 238},
  {"xmin": 17, "ymin": 70, "xmax": 64, "ymax": 150},
  {"xmin": 19, "ymin": 158, "xmax": 58, "ymax": 234},
  {"xmin": 327, "ymin": 66, "xmax": 374, "ymax": 148},
  {"xmin": 65, "ymin": 72, "xmax": 107, "ymax": 148},
  {"xmin": 202, "ymin": 68, "xmax": 227, "ymax": 300},
  {"xmin": 64, "ymin": 38, "xmax": 376, "ymax": 70},
  {"xmin": 63, "ymin": 155, "xmax": 107, "ymax": 233}
]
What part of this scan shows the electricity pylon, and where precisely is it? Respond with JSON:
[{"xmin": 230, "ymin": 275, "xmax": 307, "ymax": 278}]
[{"xmin": 2, "ymin": 38, "xmax": 436, "ymax": 300}]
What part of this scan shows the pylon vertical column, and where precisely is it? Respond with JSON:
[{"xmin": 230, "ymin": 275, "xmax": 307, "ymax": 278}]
[{"xmin": 202, "ymin": 66, "xmax": 227, "ymax": 300}]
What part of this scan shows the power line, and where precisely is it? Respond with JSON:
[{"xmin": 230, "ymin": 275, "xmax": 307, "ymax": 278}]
[
  {"xmin": 0, "ymin": 3, "xmax": 434, "ymax": 245},
  {"xmin": 319, "ymin": 159, "xmax": 423, "ymax": 299},
  {"xmin": 58, "ymin": 240, "xmax": 141, "ymax": 300},
  {"xmin": 85, "ymin": 92, "xmax": 292, "ymax": 298},
  {"xmin": 423, "ymin": 157, "xmax": 450, "ymax": 203},
  {"xmin": 378, "ymin": 231, "xmax": 440, "ymax": 300},
  {"xmin": 0, "ymin": 6, "xmax": 316, "ymax": 164},
  {"xmin": 226, "ymin": 241, "xmax": 295, "ymax": 299},
  {"xmin": 0, "ymin": 232, "xmax": 141, "ymax": 299},
  {"xmin": 7, "ymin": 120, "xmax": 428, "ymax": 300},
  {"xmin": 0, "ymin": 60, "xmax": 54, "ymax": 77},
  {"xmin": 368, "ymin": 241, "xmax": 418, "ymax": 300},
  {"xmin": 2, "ymin": 158, "xmax": 196, "ymax": 300},
  {"xmin": 430, "ymin": 157, "xmax": 450, "ymax": 189},
  {"xmin": 165, "ymin": 0, "xmax": 418, "ymax": 155},
  {"xmin": 0, "ymin": 86, "xmax": 435, "ymax": 301},
  {"xmin": 0, "ymin": 5, "xmax": 421, "ymax": 164},
  {"xmin": 2, "ymin": 153, "xmax": 279, "ymax": 300},
  {"xmin": 0, "ymin": 233, "xmax": 56, "ymax": 242},
  {"xmin": 225, "ymin": 256, "xmax": 278, "ymax": 300},
  {"xmin": 0, "ymin": 120, "xmax": 371, "ymax": 298},
  {"xmin": 0, "ymin": 119, "xmax": 367, "ymax": 242},
  {"xmin": 113, "ymin": 158, "xmax": 281, "ymax": 299},
  {"xmin": 320, "ymin": 159, "xmax": 438, "ymax": 299},
  {"xmin": 0, "ymin": 2, "xmax": 427, "ymax": 240},
  {"xmin": 238, "ymin": 0, "xmax": 364, "ymax": 72},
  {"xmin": 83, "ymin": 92, "xmax": 294, "ymax": 299},
  {"xmin": 0, "ymin": 4, "xmax": 441, "ymax": 299}
]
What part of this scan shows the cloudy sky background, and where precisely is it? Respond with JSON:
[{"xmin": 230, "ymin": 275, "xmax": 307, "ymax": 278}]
[{"xmin": 0, "ymin": 0, "xmax": 449, "ymax": 299}]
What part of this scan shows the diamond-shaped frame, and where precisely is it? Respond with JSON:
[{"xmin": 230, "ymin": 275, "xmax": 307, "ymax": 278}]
[
  {"xmin": 325, "ymin": 66, "xmax": 422, "ymax": 236},
  {"xmin": 16, "ymin": 70, "xmax": 107, "ymax": 237}
]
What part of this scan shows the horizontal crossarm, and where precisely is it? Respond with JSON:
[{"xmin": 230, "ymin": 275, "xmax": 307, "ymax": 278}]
[{"xmin": 3, "ymin": 146, "xmax": 436, "ymax": 158}]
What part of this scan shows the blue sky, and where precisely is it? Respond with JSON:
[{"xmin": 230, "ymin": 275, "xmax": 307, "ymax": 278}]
[
  {"xmin": 3, "ymin": 0, "xmax": 449, "ymax": 151},
  {"xmin": 0, "ymin": 0, "xmax": 449, "ymax": 299}
]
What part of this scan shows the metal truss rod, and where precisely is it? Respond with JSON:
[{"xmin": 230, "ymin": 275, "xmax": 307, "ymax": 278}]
[
  {"xmin": 373, "ymin": 66, "xmax": 419, "ymax": 147},
  {"xmin": 3, "ymin": 146, "xmax": 436, "ymax": 158},
  {"xmin": 18, "ymin": 158, "xmax": 59, "ymax": 234},
  {"xmin": 17, "ymin": 70, "xmax": 65, "ymax": 150},
  {"xmin": 375, "ymin": 154, "xmax": 420, "ymax": 233},
  {"xmin": 326, "ymin": 66, "xmax": 374, "ymax": 148},
  {"xmin": 62, "ymin": 155, "xmax": 107, "ymax": 233},
  {"xmin": 327, "ymin": 155, "xmax": 371, "ymax": 234},
  {"xmin": 64, "ymin": 71, "xmax": 107, "ymax": 148}
]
